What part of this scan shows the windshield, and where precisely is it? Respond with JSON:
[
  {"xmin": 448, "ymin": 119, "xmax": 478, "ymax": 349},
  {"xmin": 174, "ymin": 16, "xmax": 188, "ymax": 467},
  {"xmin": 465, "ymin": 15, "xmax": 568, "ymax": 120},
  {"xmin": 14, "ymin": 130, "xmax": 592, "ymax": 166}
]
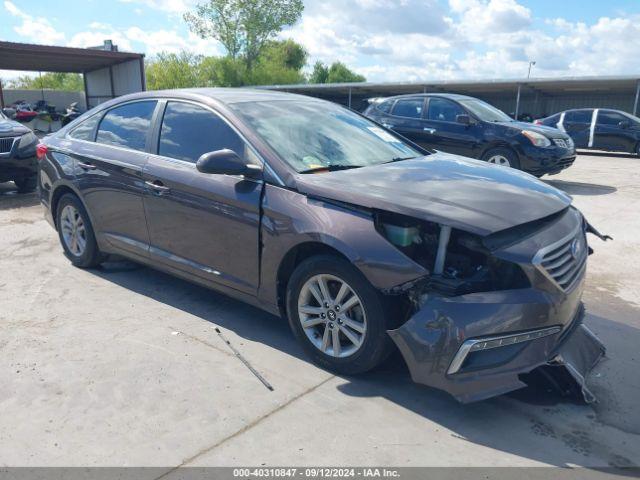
[
  {"xmin": 459, "ymin": 99, "xmax": 512, "ymax": 123},
  {"xmin": 229, "ymin": 100, "xmax": 422, "ymax": 172}
]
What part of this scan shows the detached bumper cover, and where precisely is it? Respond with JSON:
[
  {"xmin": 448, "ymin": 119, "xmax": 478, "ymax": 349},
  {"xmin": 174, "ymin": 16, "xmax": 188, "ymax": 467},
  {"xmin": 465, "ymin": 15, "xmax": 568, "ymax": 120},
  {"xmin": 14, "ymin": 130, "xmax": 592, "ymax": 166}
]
[{"xmin": 387, "ymin": 285, "xmax": 605, "ymax": 403}]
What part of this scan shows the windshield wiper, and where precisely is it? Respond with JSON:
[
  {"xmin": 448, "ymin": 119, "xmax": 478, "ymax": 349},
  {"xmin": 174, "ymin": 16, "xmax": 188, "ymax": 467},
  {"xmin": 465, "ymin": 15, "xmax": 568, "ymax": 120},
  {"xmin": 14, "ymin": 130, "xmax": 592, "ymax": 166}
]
[
  {"xmin": 299, "ymin": 164, "xmax": 364, "ymax": 174},
  {"xmin": 384, "ymin": 156, "xmax": 417, "ymax": 164}
]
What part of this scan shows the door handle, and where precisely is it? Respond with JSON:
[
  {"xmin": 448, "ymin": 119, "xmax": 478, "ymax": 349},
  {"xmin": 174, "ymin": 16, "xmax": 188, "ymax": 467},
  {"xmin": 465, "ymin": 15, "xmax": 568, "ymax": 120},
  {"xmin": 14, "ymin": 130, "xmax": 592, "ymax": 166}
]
[
  {"xmin": 78, "ymin": 161, "xmax": 97, "ymax": 170},
  {"xmin": 423, "ymin": 128, "xmax": 437, "ymax": 134},
  {"xmin": 145, "ymin": 180, "xmax": 170, "ymax": 194}
]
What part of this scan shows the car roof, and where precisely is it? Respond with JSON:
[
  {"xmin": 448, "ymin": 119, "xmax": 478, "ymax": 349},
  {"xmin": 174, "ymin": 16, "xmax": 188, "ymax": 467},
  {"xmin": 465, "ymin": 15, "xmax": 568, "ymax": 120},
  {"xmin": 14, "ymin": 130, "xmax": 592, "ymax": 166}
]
[
  {"xmin": 105, "ymin": 88, "xmax": 319, "ymax": 106},
  {"xmin": 382, "ymin": 93, "xmax": 478, "ymax": 101}
]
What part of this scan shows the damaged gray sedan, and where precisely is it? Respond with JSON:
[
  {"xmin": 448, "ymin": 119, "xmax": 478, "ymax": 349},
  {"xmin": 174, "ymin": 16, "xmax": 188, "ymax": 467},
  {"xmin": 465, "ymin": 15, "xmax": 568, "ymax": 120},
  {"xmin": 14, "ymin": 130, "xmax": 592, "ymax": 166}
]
[{"xmin": 39, "ymin": 89, "xmax": 607, "ymax": 403}]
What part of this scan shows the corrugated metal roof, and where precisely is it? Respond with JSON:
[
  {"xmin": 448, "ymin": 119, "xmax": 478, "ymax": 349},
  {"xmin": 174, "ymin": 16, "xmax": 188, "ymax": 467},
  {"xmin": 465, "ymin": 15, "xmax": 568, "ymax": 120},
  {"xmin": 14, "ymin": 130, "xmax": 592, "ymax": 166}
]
[{"xmin": 0, "ymin": 41, "xmax": 144, "ymax": 73}]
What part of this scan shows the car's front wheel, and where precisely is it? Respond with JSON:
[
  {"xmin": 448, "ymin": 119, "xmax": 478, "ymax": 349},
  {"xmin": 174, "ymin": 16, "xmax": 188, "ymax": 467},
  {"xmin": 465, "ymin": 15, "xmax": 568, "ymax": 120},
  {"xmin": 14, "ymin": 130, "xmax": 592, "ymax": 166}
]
[
  {"xmin": 286, "ymin": 255, "xmax": 393, "ymax": 375},
  {"xmin": 482, "ymin": 147, "xmax": 521, "ymax": 170},
  {"xmin": 56, "ymin": 193, "xmax": 104, "ymax": 268}
]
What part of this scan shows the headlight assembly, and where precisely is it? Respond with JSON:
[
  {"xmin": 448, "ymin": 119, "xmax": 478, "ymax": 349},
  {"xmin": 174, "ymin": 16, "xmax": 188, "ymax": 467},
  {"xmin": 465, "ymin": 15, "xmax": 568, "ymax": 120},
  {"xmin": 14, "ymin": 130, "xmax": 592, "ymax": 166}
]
[
  {"xmin": 521, "ymin": 130, "xmax": 551, "ymax": 148},
  {"xmin": 18, "ymin": 131, "xmax": 38, "ymax": 149}
]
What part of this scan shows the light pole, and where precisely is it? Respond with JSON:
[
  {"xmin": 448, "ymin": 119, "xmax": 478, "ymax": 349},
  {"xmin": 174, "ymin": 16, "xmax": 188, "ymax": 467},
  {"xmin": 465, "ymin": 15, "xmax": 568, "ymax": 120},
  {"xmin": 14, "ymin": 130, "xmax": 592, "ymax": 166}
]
[{"xmin": 527, "ymin": 61, "xmax": 536, "ymax": 79}]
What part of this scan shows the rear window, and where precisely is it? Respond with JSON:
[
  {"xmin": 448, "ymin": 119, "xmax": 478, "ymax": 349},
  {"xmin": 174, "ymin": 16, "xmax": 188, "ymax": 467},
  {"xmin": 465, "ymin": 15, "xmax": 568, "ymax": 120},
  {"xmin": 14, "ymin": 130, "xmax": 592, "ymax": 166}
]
[
  {"xmin": 392, "ymin": 98, "xmax": 424, "ymax": 118},
  {"xmin": 597, "ymin": 111, "xmax": 627, "ymax": 126},
  {"xmin": 96, "ymin": 101, "xmax": 157, "ymax": 151},
  {"xmin": 565, "ymin": 110, "xmax": 592, "ymax": 123},
  {"xmin": 376, "ymin": 100, "xmax": 394, "ymax": 114}
]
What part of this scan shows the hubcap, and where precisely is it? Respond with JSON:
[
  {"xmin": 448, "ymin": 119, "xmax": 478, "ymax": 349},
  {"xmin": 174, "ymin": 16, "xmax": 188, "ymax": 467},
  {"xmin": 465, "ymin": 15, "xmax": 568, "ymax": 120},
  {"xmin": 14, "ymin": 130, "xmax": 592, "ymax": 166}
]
[
  {"xmin": 487, "ymin": 155, "xmax": 511, "ymax": 167},
  {"xmin": 298, "ymin": 274, "xmax": 367, "ymax": 358},
  {"xmin": 60, "ymin": 205, "xmax": 87, "ymax": 257}
]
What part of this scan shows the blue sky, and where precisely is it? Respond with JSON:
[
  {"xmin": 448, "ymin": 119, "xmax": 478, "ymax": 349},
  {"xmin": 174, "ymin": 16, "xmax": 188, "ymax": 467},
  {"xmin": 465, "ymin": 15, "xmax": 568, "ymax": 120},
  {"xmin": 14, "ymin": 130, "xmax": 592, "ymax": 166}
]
[{"xmin": 2, "ymin": 0, "xmax": 639, "ymax": 82}]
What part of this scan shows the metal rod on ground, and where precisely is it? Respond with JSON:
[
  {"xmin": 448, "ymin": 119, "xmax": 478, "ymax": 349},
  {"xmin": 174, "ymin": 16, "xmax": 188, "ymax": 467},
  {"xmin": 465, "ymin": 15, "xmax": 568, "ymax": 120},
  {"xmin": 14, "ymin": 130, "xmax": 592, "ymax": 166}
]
[{"xmin": 515, "ymin": 84, "xmax": 522, "ymax": 120}]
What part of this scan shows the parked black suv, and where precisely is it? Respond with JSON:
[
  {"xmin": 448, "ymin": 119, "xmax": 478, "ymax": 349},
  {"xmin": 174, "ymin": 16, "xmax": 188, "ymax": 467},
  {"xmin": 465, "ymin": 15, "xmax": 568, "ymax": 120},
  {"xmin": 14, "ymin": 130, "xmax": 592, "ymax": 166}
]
[
  {"xmin": 0, "ymin": 109, "xmax": 38, "ymax": 192},
  {"xmin": 364, "ymin": 93, "xmax": 576, "ymax": 177},
  {"xmin": 536, "ymin": 108, "xmax": 640, "ymax": 156}
]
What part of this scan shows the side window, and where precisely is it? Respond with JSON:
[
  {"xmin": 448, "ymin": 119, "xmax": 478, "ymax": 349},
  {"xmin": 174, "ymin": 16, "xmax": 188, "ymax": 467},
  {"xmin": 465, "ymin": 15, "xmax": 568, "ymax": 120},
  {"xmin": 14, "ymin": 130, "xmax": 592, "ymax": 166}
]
[
  {"xmin": 597, "ymin": 111, "xmax": 627, "ymax": 126},
  {"xmin": 542, "ymin": 113, "xmax": 559, "ymax": 125},
  {"xmin": 158, "ymin": 101, "xmax": 248, "ymax": 163},
  {"xmin": 392, "ymin": 98, "xmax": 424, "ymax": 118},
  {"xmin": 565, "ymin": 110, "xmax": 592, "ymax": 123},
  {"xmin": 68, "ymin": 113, "xmax": 101, "ymax": 141},
  {"xmin": 376, "ymin": 100, "xmax": 394, "ymax": 114},
  {"xmin": 96, "ymin": 101, "xmax": 157, "ymax": 151},
  {"xmin": 427, "ymin": 98, "xmax": 465, "ymax": 122}
]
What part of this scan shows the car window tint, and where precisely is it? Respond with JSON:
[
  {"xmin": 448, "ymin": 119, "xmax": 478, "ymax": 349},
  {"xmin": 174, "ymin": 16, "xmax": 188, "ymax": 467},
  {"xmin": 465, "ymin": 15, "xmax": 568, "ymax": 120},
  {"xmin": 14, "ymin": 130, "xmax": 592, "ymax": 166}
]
[
  {"xmin": 597, "ymin": 111, "xmax": 627, "ymax": 126},
  {"xmin": 159, "ymin": 101, "xmax": 248, "ymax": 163},
  {"xmin": 377, "ymin": 100, "xmax": 394, "ymax": 114},
  {"xmin": 427, "ymin": 98, "xmax": 464, "ymax": 122},
  {"xmin": 392, "ymin": 99, "xmax": 423, "ymax": 118},
  {"xmin": 96, "ymin": 101, "xmax": 157, "ymax": 151},
  {"xmin": 565, "ymin": 110, "xmax": 592, "ymax": 123},
  {"xmin": 68, "ymin": 113, "xmax": 101, "ymax": 141}
]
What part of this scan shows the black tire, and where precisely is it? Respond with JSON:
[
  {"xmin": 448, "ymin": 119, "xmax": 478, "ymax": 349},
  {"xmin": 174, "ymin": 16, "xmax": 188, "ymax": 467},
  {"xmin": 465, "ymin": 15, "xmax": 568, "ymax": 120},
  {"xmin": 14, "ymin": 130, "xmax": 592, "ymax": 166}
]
[
  {"xmin": 286, "ymin": 254, "xmax": 393, "ymax": 375},
  {"xmin": 482, "ymin": 147, "xmax": 521, "ymax": 170},
  {"xmin": 14, "ymin": 176, "xmax": 37, "ymax": 193},
  {"xmin": 56, "ymin": 193, "xmax": 104, "ymax": 268}
]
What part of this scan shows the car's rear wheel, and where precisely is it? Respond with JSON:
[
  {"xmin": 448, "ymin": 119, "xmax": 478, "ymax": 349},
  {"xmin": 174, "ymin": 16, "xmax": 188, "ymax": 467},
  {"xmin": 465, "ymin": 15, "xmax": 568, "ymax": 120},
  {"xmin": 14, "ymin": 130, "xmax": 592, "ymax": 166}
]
[
  {"xmin": 482, "ymin": 147, "xmax": 521, "ymax": 170},
  {"xmin": 56, "ymin": 193, "xmax": 104, "ymax": 268},
  {"xmin": 14, "ymin": 176, "xmax": 37, "ymax": 193},
  {"xmin": 286, "ymin": 255, "xmax": 393, "ymax": 375}
]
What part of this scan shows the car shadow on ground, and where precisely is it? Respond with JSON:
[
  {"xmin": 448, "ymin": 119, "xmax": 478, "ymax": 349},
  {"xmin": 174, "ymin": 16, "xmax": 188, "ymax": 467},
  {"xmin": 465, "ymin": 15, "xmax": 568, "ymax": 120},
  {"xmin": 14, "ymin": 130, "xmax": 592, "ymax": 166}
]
[
  {"xmin": 544, "ymin": 179, "xmax": 617, "ymax": 196},
  {"xmin": 88, "ymin": 259, "xmax": 640, "ymax": 468},
  {"xmin": 0, "ymin": 183, "xmax": 39, "ymax": 210}
]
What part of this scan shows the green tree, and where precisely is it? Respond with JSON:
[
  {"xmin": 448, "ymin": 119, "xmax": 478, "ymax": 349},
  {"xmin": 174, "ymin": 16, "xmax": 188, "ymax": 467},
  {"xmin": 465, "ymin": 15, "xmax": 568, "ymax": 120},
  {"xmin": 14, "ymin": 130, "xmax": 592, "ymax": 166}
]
[
  {"xmin": 308, "ymin": 61, "xmax": 329, "ymax": 84},
  {"xmin": 7, "ymin": 72, "xmax": 83, "ymax": 91},
  {"xmin": 184, "ymin": 0, "xmax": 304, "ymax": 70},
  {"xmin": 308, "ymin": 61, "xmax": 365, "ymax": 84},
  {"xmin": 145, "ymin": 51, "xmax": 204, "ymax": 90},
  {"xmin": 246, "ymin": 39, "xmax": 307, "ymax": 85},
  {"xmin": 199, "ymin": 56, "xmax": 246, "ymax": 87}
]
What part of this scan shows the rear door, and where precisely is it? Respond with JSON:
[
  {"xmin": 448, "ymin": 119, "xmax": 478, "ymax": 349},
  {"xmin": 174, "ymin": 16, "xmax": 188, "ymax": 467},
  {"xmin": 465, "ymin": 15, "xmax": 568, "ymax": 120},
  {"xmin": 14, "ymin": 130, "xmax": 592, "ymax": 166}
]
[
  {"xmin": 422, "ymin": 97, "xmax": 478, "ymax": 157},
  {"xmin": 385, "ymin": 97, "xmax": 431, "ymax": 147},
  {"xmin": 593, "ymin": 110, "xmax": 636, "ymax": 153},
  {"xmin": 561, "ymin": 109, "xmax": 593, "ymax": 148},
  {"xmin": 74, "ymin": 100, "xmax": 157, "ymax": 258},
  {"xmin": 143, "ymin": 100, "xmax": 262, "ymax": 294}
]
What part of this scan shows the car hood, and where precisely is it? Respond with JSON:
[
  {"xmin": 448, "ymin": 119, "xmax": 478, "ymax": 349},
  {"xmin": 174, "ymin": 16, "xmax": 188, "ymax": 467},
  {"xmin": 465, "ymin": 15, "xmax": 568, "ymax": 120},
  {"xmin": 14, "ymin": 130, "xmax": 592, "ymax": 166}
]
[
  {"xmin": 294, "ymin": 153, "xmax": 572, "ymax": 236},
  {"xmin": 495, "ymin": 120, "xmax": 567, "ymax": 138},
  {"xmin": 0, "ymin": 118, "xmax": 29, "ymax": 137}
]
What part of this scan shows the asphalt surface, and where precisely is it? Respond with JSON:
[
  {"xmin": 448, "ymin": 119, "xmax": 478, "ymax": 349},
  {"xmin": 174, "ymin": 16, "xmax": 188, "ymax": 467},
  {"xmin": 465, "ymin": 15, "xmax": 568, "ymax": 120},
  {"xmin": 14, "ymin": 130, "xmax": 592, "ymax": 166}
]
[{"xmin": 0, "ymin": 151, "xmax": 638, "ymax": 469}]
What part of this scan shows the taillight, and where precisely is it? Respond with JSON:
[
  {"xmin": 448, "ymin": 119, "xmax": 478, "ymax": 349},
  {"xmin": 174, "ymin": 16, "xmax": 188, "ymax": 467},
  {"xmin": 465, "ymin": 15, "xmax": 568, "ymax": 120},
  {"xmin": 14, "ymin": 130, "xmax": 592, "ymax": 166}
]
[{"xmin": 36, "ymin": 143, "xmax": 48, "ymax": 161}]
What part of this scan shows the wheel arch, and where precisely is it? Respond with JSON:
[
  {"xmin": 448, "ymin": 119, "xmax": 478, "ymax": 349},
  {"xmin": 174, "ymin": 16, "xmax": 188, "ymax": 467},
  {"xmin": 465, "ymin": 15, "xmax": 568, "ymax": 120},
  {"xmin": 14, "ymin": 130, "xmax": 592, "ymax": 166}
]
[
  {"xmin": 275, "ymin": 241, "xmax": 354, "ymax": 318},
  {"xmin": 480, "ymin": 142, "xmax": 520, "ymax": 161},
  {"xmin": 50, "ymin": 183, "xmax": 84, "ymax": 230}
]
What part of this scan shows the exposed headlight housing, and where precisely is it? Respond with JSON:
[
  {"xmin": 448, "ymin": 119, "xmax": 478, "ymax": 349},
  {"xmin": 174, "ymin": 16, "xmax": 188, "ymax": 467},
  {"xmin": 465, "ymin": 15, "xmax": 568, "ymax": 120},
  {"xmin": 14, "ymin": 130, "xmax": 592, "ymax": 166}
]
[
  {"xmin": 18, "ymin": 131, "xmax": 38, "ymax": 149},
  {"xmin": 521, "ymin": 130, "xmax": 551, "ymax": 148}
]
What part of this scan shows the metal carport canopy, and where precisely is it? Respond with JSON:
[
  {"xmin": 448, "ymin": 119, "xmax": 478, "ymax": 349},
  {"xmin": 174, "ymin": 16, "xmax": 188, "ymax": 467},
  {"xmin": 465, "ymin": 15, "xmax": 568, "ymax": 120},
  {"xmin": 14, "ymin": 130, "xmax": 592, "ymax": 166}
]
[{"xmin": 0, "ymin": 41, "xmax": 145, "ymax": 108}]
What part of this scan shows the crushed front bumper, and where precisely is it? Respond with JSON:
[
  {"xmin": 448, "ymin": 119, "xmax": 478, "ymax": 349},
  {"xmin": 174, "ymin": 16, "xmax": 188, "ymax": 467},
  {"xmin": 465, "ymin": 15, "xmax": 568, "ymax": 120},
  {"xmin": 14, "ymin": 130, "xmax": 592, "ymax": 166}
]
[{"xmin": 387, "ymin": 282, "xmax": 605, "ymax": 403}]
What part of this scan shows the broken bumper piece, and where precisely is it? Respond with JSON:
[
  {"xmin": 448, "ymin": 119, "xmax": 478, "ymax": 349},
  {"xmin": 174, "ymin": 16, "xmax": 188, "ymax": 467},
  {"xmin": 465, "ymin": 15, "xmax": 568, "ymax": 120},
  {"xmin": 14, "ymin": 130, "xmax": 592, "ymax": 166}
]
[{"xmin": 387, "ymin": 285, "xmax": 605, "ymax": 403}]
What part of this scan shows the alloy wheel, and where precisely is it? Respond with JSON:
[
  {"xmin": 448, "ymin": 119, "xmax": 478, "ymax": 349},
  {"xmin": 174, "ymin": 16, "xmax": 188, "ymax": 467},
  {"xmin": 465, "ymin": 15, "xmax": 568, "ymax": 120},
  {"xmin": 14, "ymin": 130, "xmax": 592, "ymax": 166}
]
[
  {"xmin": 297, "ymin": 274, "xmax": 367, "ymax": 358},
  {"xmin": 487, "ymin": 155, "xmax": 511, "ymax": 167},
  {"xmin": 60, "ymin": 205, "xmax": 87, "ymax": 257}
]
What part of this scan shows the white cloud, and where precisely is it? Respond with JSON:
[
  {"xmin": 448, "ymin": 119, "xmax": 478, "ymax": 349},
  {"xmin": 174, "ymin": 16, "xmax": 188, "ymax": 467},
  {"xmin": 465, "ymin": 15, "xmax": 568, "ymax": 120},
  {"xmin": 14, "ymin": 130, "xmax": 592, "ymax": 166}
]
[
  {"xmin": 117, "ymin": 0, "xmax": 197, "ymax": 14},
  {"xmin": 3, "ymin": 0, "xmax": 65, "ymax": 44}
]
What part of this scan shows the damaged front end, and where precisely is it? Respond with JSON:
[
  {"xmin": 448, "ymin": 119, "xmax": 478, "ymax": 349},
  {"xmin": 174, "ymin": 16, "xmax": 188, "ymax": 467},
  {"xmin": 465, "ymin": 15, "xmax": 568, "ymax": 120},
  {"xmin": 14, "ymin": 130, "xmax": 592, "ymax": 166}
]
[{"xmin": 378, "ymin": 206, "xmax": 607, "ymax": 403}]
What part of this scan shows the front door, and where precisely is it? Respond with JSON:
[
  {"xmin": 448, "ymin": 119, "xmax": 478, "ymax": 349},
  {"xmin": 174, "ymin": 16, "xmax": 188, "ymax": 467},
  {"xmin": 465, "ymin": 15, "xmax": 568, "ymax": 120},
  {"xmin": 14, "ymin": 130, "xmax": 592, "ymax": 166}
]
[
  {"xmin": 143, "ymin": 101, "xmax": 262, "ymax": 294},
  {"xmin": 422, "ymin": 97, "xmax": 479, "ymax": 157},
  {"xmin": 593, "ymin": 110, "xmax": 637, "ymax": 153},
  {"xmin": 561, "ymin": 109, "xmax": 593, "ymax": 149}
]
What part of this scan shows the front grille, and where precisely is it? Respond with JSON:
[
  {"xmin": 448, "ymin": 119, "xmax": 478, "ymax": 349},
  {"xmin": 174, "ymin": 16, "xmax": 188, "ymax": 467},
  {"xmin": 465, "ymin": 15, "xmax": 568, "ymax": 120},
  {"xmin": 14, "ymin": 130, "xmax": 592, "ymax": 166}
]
[
  {"xmin": 553, "ymin": 138, "xmax": 572, "ymax": 149},
  {"xmin": 0, "ymin": 137, "xmax": 15, "ymax": 154},
  {"xmin": 536, "ymin": 229, "xmax": 588, "ymax": 291}
]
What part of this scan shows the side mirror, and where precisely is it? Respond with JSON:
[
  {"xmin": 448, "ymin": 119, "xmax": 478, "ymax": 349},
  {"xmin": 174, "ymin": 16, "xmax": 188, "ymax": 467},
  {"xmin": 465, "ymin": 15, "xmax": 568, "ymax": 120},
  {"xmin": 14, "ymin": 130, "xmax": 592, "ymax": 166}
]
[
  {"xmin": 456, "ymin": 114, "xmax": 472, "ymax": 126},
  {"xmin": 196, "ymin": 149, "xmax": 261, "ymax": 179},
  {"xmin": 618, "ymin": 120, "xmax": 630, "ymax": 129}
]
